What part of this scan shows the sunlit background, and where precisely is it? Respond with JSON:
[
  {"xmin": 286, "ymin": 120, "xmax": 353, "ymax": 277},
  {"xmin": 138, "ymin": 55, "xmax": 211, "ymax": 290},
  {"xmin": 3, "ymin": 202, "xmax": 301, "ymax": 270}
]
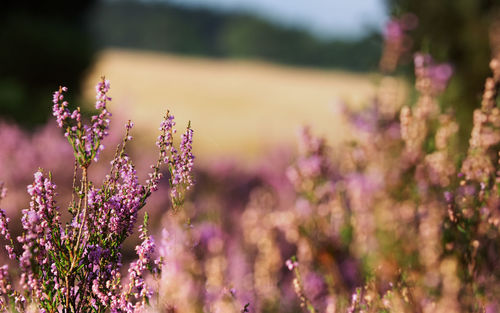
[
  {"xmin": 3, "ymin": 0, "xmax": 495, "ymax": 163},
  {"xmin": 2, "ymin": 0, "xmax": 496, "ymax": 165},
  {"xmin": 1, "ymin": 0, "xmax": 392, "ymax": 164},
  {"xmin": 2, "ymin": 1, "xmax": 500, "ymax": 312}
]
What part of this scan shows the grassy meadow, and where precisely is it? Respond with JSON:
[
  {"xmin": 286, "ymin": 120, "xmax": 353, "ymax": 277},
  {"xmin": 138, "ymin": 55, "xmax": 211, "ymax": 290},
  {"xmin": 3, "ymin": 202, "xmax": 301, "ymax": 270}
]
[{"xmin": 83, "ymin": 49, "xmax": 405, "ymax": 165}]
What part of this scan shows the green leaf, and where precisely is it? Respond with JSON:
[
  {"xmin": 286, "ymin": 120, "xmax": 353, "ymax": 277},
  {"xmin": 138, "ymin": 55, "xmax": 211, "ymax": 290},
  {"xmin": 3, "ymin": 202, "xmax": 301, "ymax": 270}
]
[{"xmin": 457, "ymin": 224, "xmax": 467, "ymax": 233}]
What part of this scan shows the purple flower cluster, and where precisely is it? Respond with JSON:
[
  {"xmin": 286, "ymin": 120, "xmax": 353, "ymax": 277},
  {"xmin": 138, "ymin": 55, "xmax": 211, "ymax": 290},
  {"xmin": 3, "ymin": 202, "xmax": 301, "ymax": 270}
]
[
  {"xmin": 414, "ymin": 52, "xmax": 453, "ymax": 95},
  {"xmin": 0, "ymin": 265, "xmax": 13, "ymax": 311},
  {"xmin": 18, "ymin": 171, "xmax": 61, "ymax": 299},
  {"xmin": 379, "ymin": 13, "xmax": 418, "ymax": 73},
  {"xmin": 170, "ymin": 124, "xmax": 195, "ymax": 203},
  {"xmin": 383, "ymin": 14, "xmax": 418, "ymax": 42},
  {"xmin": 119, "ymin": 221, "xmax": 158, "ymax": 311},
  {"xmin": 286, "ymin": 258, "xmax": 298, "ymax": 271},
  {"xmin": 0, "ymin": 79, "xmax": 194, "ymax": 312},
  {"xmin": 52, "ymin": 77, "xmax": 111, "ymax": 167},
  {"xmin": 286, "ymin": 127, "xmax": 332, "ymax": 202},
  {"xmin": 147, "ymin": 112, "xmax": 175, "ymax": 193},
  {"xmin": 96, "ymin": 152, "xmax": 144, "ymax": 239},
  {"xmin": 150, "ymin": 111, "xmax": 195, "ymax": 209},
  {"xmin": 461, "ymin": 59, "xmax": 500, "ymax": 181},
  {"xmin": 0, "ymin": 183, "xmax": 10, "ymax": 247}
]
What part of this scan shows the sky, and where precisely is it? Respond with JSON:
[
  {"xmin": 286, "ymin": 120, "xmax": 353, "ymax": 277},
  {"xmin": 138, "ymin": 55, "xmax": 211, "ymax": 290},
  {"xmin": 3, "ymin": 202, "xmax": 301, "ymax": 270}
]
[{"xmin": 165, "ymin": 0, "xmax": 389, "ymax": 38}]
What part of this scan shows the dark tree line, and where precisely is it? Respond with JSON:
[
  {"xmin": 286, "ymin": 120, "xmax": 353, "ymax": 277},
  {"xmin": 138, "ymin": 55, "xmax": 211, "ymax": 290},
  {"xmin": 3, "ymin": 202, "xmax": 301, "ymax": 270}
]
[
  {"xmin": 89, "ymin": 1, "xmax": 383, "ymax": 71},
  {"xmin": 0, "ymin": 1, "xmax": 97, "ymax": 127}
]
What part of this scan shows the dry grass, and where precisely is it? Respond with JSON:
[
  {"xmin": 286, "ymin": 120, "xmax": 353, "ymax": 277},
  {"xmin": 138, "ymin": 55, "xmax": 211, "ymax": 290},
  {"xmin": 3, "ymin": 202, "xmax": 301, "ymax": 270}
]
[{"xmin": 83, "ymin": 49, "xmax": 394, "ymax": 165}]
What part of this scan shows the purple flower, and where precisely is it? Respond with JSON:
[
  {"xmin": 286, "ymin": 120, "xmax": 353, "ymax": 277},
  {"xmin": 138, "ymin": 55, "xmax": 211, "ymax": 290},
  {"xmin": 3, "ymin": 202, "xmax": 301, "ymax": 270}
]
[
  {"xmin": 286, "ymin": 259, "xmax": 298, "ymax": 271},
  {"xmin": 414, "ymin": 52, "xmax": 453, "ymax": 95},
  {"xmin": 0, "ymin": 210, "xmax": 11, "ymax": 242},
  {"xmin": 170, "ymin": 124, "xmax": 195, "ymax": 200},
  {"xmin": 0, "ymin": 78, "xmax": 196, "ymax": 312},
  {"xmin": 121, "ymin": 223, "xmax": 157, "ymax": 309},
  {"xmin": 52, "ymin": 77, "xmax": 112, "ymax": 166},
  {"xmin": 149, "ymin": 112, "xmax": 195, "ymax": 209},
  {"xmin": 384, "ymin": 20, "xmax": 404, "ymax": 41}
]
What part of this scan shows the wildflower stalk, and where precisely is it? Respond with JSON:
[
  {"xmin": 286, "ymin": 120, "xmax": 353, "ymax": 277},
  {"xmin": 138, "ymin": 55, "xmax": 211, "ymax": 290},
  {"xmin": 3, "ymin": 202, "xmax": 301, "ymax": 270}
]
[
  {"xmin": 287, "ymin": 256, "xmax": 317, "ymax": 313},
  {"xmin": 0, "ymin": 78, "xmax": 194, "ymax": 312},
  {"xmin": 74, "ymin": 166, "xmax": 88, "ymax": 261}
]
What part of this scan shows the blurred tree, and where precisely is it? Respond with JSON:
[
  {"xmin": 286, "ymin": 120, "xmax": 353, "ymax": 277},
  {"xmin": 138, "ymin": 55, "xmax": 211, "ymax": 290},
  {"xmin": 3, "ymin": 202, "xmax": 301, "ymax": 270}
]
[
  {"xmin": 387, "ymin": 0, "xmax": 500, "ymax": 138},
  {"xmin": 91, "ymin": 1, "xmax": 224, "ymax": 56},
  {"xmin": 219, "ymin": 16, "xmax": 381, "ymax": 71},
  {"xmin": 90, "ymin": 1, "xmax": 381, "ymax": 72},
  {"xmin": 0, "ymin": 1, "xmax": 96, "ymax": 128}
]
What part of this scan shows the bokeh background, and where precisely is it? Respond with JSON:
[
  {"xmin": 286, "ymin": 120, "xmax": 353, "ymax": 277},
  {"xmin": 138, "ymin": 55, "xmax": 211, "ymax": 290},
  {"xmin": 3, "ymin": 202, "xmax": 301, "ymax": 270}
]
[
  {"xmin": 2, "ymin": 0, "xmax": 498, "ymax": 160},
  {"xmin": 1, "ymin": 0, "xmax": 384, "ymax": 164},
  {"xmin": 1, "ymin": 1, "xmax": 500, "ymax": 312}
]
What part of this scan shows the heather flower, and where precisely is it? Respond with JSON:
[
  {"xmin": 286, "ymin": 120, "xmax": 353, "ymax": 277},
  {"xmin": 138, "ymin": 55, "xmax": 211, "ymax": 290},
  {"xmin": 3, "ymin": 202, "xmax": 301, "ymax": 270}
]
[
  {"xmin": 149, "ymin": 111, "xmax": 195, "ymax": 209},
  {"xmin": 0, "ymin": 209, "xmax": 10, "ymax": 242},
  {"xmin": 286, "ymin": 127, "xmax": 332, "ymax": 201},
  {"xmin": 0, "ymin": 265, "xmax": 13, "ymax": 311},
  {"xmin": 461, "ymin": 58, "xmax": 500, "ymax": 181},
  {"xmin": 414, "ymin": 52, "xmax": 453, "ymax": 95},
  {"xmin": 286, "ymin": 258, "xmax": 298, "ymax": 271},
  {"xmin": 400, "ymin": 53, "xmax": 454, "ymax": 162},
  {"xmin": 0, "ymin": 78, "xmax": 194, "ymax": 312},
  {"xmin": 169, "ymin": 123, "xmax": 195, "ymax": 208},
  {"xmin": 119, "ymin": 215, "xmax": 158, "ymax": 311},
  {"xmin": 287, "ymin": 257, "xmax": 317, "ymax": 313},
  {"xmin": 15, "ymin": 171, "xmax": 61, "ymax": 302},
  {"xmin": 52, "ymin": 77, "xmax": 111, "ymax": 167},
  {"xmin": 379, "ymin": 14, "xmax": 418, "ymax": 73}
]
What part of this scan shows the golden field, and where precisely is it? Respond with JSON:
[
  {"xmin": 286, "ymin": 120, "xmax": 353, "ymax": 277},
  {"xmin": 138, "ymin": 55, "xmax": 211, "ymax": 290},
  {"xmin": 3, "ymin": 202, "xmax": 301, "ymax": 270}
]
[{"xmin": 83, "ymin": 49, "xmax": 403, "ymax": 165}]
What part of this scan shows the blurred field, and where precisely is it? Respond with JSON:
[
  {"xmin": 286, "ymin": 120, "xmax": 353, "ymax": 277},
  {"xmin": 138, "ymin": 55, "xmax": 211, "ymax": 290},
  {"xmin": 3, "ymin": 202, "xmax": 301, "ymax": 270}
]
[{"xmin": 84, "ymin": 49, "xmax": 390, "ymax": 165}]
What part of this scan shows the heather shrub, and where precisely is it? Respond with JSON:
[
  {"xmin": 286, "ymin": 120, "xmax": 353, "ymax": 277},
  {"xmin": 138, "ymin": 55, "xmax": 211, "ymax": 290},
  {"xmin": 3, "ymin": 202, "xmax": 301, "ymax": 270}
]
[
  {"xmin": 146, "ymin": 17, "xmax": 500, "ymax": 313},
  {"xmin": 0, "ymin": 78, "xmax": 194, "ymax": 312},
  {"xmin": 279, "ymin": 19, "xmax": 500, "ymax": 313}
]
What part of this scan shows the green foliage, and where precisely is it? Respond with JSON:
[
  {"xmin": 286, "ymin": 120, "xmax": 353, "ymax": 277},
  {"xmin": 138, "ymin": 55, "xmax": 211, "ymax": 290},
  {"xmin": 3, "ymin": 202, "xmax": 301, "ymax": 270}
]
[
  {"xmin": 90, "ymin": 1, "xmax": 382, "ymax": 72},
  {"xmin": 387, "ymin": 0, "xmax": 499, "ymax": 141}
]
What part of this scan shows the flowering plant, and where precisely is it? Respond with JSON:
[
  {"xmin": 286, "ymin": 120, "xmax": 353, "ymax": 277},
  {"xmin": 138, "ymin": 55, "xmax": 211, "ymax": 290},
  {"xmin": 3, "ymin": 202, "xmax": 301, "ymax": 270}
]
[{"xmin": 0, "ymin": 77, "xmax": 194, "ymax": 312}]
